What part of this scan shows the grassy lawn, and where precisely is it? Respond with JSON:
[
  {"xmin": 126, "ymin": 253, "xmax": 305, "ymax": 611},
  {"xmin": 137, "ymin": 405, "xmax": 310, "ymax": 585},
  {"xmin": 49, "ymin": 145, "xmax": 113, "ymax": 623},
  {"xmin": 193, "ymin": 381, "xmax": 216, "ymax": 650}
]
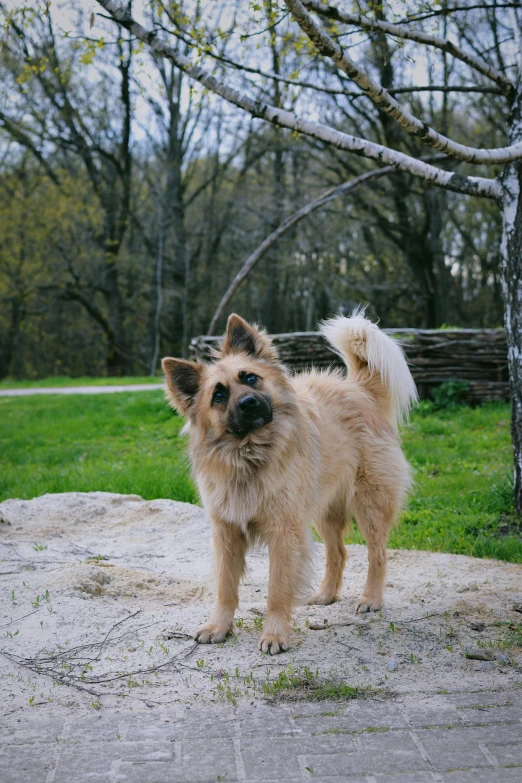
[
  {"xmin": 0, "ymin": 391, "xmax": 519, "ymax": 562},
  {"xmin": 346, "ymin": 402, "xmax": 519, "ymax": 563},
  {"xmin": 0, "ymin": 376, "xmax": 162, "ymax": 389},
  {"xmin": 0, "ymin": 391, "xmax": 196, "ymax": 505}
]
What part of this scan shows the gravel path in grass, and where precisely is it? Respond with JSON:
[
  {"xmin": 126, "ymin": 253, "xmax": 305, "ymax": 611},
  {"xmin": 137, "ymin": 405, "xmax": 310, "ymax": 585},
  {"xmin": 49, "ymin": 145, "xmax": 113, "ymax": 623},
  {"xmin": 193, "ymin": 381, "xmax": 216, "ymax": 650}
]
[{"xmin": 0, "ymin": 384, "xmax": 164, "ymax": 397}]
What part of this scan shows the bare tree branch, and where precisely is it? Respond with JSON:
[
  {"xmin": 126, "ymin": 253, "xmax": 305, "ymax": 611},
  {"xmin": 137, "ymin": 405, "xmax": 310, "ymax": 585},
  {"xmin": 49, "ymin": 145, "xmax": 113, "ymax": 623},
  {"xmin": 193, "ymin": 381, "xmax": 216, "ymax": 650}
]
[
  {"xmin": 156, "ymin": 24, "xmax": 504, "ymax": 98},
  {"xmin": 397, "ymin": 3, "xmax": 521, "ymax": 25},
  {"xmin": 302, "ymin": 0, "xmax": 514, "ymax": 97},
  {"xmin": 509, "ymin": 6, "xmax": 522, "ymax": 72},
  {"xmin": 94, "ymin": 1, "xmax": 502, "ymax": 200},
  {"xmin": 388, "ymin": 85, "xmax": 503, "ymax": 95},
  {"xmin": 208, "ymin": 166, "xmax": 393, "ymax": 334},
  {"xmin": 285, "ymin": 0, "xmax": 520, "ymax": 164},
  {"xmin": 0, "ymin": 111, "xmax": 60, "ymax": 185}
]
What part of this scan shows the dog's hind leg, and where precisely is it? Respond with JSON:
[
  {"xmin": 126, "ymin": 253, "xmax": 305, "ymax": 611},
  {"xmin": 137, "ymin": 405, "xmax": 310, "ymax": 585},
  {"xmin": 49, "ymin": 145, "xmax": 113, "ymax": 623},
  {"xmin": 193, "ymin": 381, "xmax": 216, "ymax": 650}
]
[
  {"xmin": 194, "ymin": 518, "xmax": 247, "ymax": 644},
  {"xmin": 307, "ymin": 502, "xmax": 348, "ymax": 605},
  {"xmin": 351, "ymin": 489, "xmax": 395, "ymax": 613}
]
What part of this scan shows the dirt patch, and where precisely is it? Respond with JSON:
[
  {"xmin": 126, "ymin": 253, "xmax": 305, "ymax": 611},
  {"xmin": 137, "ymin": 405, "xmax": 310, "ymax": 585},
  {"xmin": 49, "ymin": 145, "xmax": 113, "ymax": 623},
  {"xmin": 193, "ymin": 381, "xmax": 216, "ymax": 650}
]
[
  {"xmin": 1, "ymin": 492, "xmax": 521, "ymax": 716},
  {"xmin": 61, "ymin": 562, "xmax": 209, "ymax": 603}
]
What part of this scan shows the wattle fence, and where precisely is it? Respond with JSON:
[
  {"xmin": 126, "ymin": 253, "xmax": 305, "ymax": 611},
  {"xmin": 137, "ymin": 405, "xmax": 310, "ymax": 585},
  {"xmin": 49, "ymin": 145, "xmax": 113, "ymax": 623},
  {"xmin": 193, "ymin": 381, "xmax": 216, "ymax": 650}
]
[{"xmin": 190, "ymin": 328, "xmax": 509, "ymax": 404}]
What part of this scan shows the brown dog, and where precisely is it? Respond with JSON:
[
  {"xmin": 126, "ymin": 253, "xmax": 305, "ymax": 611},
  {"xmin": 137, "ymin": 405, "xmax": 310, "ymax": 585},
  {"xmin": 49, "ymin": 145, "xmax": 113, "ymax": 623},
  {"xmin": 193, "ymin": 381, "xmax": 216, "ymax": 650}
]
[{"xmin": 162, "ymin": 312, "xmax": 417, "ymax": 654}]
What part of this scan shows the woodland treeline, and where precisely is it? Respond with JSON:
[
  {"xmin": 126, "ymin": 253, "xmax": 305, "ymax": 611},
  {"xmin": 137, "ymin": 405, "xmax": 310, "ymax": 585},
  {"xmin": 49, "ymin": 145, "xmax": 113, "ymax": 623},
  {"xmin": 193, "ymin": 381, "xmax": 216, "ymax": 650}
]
[{"xmin": 0, "ymin": 1, "xmax": 508, "ymax": 379}]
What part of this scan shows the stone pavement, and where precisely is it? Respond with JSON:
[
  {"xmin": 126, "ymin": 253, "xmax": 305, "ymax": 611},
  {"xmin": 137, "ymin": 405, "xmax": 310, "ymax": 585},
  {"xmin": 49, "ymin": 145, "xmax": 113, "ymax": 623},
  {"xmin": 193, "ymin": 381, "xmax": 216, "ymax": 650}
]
[{"xmin": 2, "ymin": 688, "xmax": 521, "ymax": 783}]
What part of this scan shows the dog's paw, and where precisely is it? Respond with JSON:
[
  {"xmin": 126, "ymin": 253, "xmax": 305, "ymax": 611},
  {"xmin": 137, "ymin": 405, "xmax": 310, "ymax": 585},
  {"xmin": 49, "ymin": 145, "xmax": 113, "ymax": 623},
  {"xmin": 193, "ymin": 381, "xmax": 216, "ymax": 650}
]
[
  {"xmin": 258, "ymin": 632, "xmax": 289, "ymax": 655},
  {"xmin": 307, "ymin": 591, "xmax": 338, "ymax": 606},
  {"xmin": 355, "ymin": 594, "xmax": 383, "ymax": 613},
  {"xmin": 193, "ymin": 622, "xmax": 229, "ymax": 644}
]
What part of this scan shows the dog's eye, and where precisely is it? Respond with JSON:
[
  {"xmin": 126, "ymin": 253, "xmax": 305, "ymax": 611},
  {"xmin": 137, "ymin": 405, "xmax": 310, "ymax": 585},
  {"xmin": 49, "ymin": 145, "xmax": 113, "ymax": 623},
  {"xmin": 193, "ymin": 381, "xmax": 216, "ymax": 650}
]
[
  {"xmin": 241, "ymin": 373, "xmax": 258, "ymax": 387},
  {"xmin": 212, "ymin": 385, "xmax": 228, "ymax": 405}
]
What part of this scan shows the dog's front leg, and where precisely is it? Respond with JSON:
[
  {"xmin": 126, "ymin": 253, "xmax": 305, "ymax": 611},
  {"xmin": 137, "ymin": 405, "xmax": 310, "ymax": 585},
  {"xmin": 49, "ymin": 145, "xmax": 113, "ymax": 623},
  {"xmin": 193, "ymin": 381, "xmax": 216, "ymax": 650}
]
[
  {"xmin": 259, "ymin": 528, "xmax": 306, "ymax": 655},
  {"xmin": 194, "ymin": 518, "xmax": 247, "ymax": 644}
]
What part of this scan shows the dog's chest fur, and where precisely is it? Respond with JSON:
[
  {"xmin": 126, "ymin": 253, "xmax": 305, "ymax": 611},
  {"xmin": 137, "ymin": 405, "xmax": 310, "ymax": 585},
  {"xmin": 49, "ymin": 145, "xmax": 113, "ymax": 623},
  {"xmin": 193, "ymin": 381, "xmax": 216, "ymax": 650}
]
[
  {"xmin": 196, "ymin": 465, "xmax": 281, "ymax": 530},
  {"xmin": 189, "ymin": 393, "xmax": 321, "ymax": 532}
]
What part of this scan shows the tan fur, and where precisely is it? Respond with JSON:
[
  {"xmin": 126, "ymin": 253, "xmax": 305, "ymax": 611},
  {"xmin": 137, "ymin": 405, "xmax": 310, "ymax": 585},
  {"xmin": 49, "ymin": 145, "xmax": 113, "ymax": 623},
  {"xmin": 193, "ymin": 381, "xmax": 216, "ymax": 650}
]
[{"xmin": 162, "ymin": 313, "xmax": 415, "ymax": 654}]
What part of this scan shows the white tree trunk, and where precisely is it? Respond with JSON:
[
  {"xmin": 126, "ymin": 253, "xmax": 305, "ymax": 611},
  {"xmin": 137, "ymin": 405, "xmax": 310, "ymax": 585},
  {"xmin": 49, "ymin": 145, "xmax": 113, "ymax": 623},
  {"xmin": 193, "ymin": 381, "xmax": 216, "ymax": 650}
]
[{"xmin": 501, "ymin": 85, "xmax": 522, "ymax": 515}]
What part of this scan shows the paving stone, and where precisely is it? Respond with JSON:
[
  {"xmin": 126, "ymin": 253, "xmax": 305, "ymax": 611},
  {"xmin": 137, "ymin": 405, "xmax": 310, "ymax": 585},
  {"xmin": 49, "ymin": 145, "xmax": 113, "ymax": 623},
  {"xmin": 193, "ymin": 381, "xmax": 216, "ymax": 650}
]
[
  {"xmin": 301, "ymin": 778, "xmax": 369, "ymax": 783},
  {"xmin": 2, "ymin": 690, "xmax": 522, "ymax": 782},
  {"xmin": 241, "ymin": 733, "xmax": 355, "ymax": 781},
  {"xmin": 126, "ymin": 714, "xmax": 237, "ymax": 741},
  {"xmin": 448, "ymin": 690, "xmax": 515, "ymax": 709},
  {"xmin": 374, "ymin": 774, "xmax": 434, "ymax": 782},
  {"xmin": 348, "ymin": 700, "xmax": 410, "ymax": 729},
  {"xmin": 457, "ymin": 702, "xmax": 522, "ymax": 726},
  {"xmin": 52, "ymin": 745, "xmax": 130, "ymax": 783},
  {"xmin": 287, "ymin": 700, "xmax": 347, "ymax": 717},
  {"xmin": 180, "ymin": 737, "xmax": 238, "ymax": 781},
  {"xmin": 116, "ymin": 762, "xmax": 184, "ymax": 783},
  {"xmin": 486, "ymin": 740, "xmax": 522, "ymax": 766},
  {"xmin": 119, "ymin": 758, "xmax": 238, "ymax": 783},
  {"xmin": 438, "ymin": 768, "xmax": 522, "ymax": 782},
  {"xmin": 0, "ymin": 717, "xmax": 66, "ymax": 744},
  {"xmin": 401, "ymin": 695, "xmax": 461, "ymax": 727},
  {"xmin": 68, "ymin": 715, "xmax": 124, "ymax": 742},
  {"xmin": 304, "ymin": 731, "xmax": 423, "ymax": 776},
  {"xmin": 116, "ymin": 740, "xmax": 174, "ymax": 763},
  {"xmin": 415, "ymin": 724, "xmax": 521, "ymax": 771},
  {"xmin": 448, "ymin": 690, "xmax": 522, "ymax": 726},
  {"xmin": 0, "ymin": 746, "xmax": 56, "ymax": 783},
  {"xmin": 288, "ymin": 699, "xmax": 409, "ymax": 736},
  {"xmin": 238, "ymin": 704, "xmax": 297, "ymax": 736}
]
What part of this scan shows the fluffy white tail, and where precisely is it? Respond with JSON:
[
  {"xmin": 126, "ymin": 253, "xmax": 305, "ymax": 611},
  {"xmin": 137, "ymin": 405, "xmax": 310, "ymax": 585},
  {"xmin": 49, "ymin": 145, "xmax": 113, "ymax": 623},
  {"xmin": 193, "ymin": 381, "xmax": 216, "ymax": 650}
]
[{"xmin": 321, "ymin": 311, "xmax": 418, "ymax": 428}]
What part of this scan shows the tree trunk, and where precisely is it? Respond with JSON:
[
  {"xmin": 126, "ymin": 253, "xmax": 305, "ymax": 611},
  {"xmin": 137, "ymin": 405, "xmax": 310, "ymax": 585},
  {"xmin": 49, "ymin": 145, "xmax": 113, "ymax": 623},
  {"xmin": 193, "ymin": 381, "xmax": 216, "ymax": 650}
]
[
  {"xmin": 165, "ymin": 68, "xmax": 187, "ymax": 356},
  {"xmin": 262, "ymin": 2, "xmax": 285, "ymax": 331},
  {"xmin": 501, "ymin": 85, "xmax": 522, "ymax": 516},
  {"xmin": 103, "ymin": 255, "xmax": 127, "ymax": 376},
  {"xmin": 0, "ymin": 298, "xmax": 24, "ymax": 380},
  {"xmin": 425, "ymin": 188, "xmax": 450, "ymax": 326}
]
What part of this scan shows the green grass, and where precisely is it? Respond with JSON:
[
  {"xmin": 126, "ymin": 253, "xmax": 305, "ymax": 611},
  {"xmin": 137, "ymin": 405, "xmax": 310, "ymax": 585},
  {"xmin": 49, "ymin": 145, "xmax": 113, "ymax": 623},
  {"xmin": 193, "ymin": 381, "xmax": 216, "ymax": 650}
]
[
  {"xmin": 0, "ymin": 391, "xmax": 196, "ymax": 504},
  {"xmin": 260, "ymin": 666, "xmax": 365, "ymax": 701},
  {"xmin": 0, "ymin": 376, "xmax": 162, "ymax": 389},
  {"xmin": 345, "ymin": 401, "xmax": 520, "ymax": 562},
  {"xmin": 0, "ymin": 392, "xmax": 519, "ymax": 562}
]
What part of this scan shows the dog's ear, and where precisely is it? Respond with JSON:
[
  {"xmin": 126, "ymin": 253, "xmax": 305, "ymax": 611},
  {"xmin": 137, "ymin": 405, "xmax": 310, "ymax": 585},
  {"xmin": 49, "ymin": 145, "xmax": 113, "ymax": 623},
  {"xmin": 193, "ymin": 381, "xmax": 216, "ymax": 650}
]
[
  {"xmin": 221, "ymin": 314, "xmax": 278, "ymax": 362},
  {"xmin": 162, "ymin": 358, "xmax": 202, "ymax": 414}
]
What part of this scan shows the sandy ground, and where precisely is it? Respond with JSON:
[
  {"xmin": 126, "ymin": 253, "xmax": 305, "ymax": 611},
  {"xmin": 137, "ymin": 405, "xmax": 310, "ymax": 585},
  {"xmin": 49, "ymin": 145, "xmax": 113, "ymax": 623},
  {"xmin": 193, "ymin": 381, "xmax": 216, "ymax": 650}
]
[{"xmin": 1, "ymin": 492, "xmax": 521, "ymax": 717}]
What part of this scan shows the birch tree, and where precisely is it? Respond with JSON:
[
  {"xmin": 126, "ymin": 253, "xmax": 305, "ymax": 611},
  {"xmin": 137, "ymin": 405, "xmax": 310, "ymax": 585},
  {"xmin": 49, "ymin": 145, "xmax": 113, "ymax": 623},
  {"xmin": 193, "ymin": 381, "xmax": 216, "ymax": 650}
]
[{"xmin": 94, "ymin": 0, "xmax": 521, "ymax": 514}]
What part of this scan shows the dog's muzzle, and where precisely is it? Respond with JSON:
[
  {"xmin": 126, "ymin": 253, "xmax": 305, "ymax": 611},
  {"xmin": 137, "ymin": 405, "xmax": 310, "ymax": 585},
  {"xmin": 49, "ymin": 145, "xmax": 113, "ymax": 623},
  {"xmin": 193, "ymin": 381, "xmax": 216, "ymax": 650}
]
[{"xmin": 229, "ymin": 394, "xmax": 273, "ymax": 437}]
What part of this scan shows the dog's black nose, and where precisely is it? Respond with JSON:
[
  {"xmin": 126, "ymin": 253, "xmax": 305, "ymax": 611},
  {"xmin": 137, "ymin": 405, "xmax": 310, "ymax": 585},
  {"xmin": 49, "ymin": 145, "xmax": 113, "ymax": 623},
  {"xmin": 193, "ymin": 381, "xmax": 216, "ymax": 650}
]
[
  {"xmin": 239, "ymin": 395, "xmax": 259, "ymax": 412},
  {"xmin": 229, "ymin": 393, "xmax": 272, "ymax": 436}
]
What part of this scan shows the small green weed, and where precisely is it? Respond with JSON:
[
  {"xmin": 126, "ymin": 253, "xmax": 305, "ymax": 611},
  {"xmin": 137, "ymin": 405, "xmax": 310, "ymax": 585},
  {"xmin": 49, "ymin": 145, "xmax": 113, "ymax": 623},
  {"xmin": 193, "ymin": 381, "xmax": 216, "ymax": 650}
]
[{"xmin": 262, "ymin": 665, "xmax": 365, "ymax": 702}]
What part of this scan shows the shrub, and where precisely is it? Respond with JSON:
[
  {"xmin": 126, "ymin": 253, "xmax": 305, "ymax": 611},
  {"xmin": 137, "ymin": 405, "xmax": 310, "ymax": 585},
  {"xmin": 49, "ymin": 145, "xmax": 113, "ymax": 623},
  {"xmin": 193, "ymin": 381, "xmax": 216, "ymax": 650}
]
[{"xmin": 431, "ymin": 379, "xmax": 470, "ymax": 409}]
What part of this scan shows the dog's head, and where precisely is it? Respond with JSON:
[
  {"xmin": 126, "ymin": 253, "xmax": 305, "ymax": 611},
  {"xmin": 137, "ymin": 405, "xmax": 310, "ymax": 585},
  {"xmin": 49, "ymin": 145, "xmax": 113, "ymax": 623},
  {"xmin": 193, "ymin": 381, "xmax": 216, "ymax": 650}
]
[{"xmin": 162, "ymin": 315, "xmax": 291, "ymax": 447}]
